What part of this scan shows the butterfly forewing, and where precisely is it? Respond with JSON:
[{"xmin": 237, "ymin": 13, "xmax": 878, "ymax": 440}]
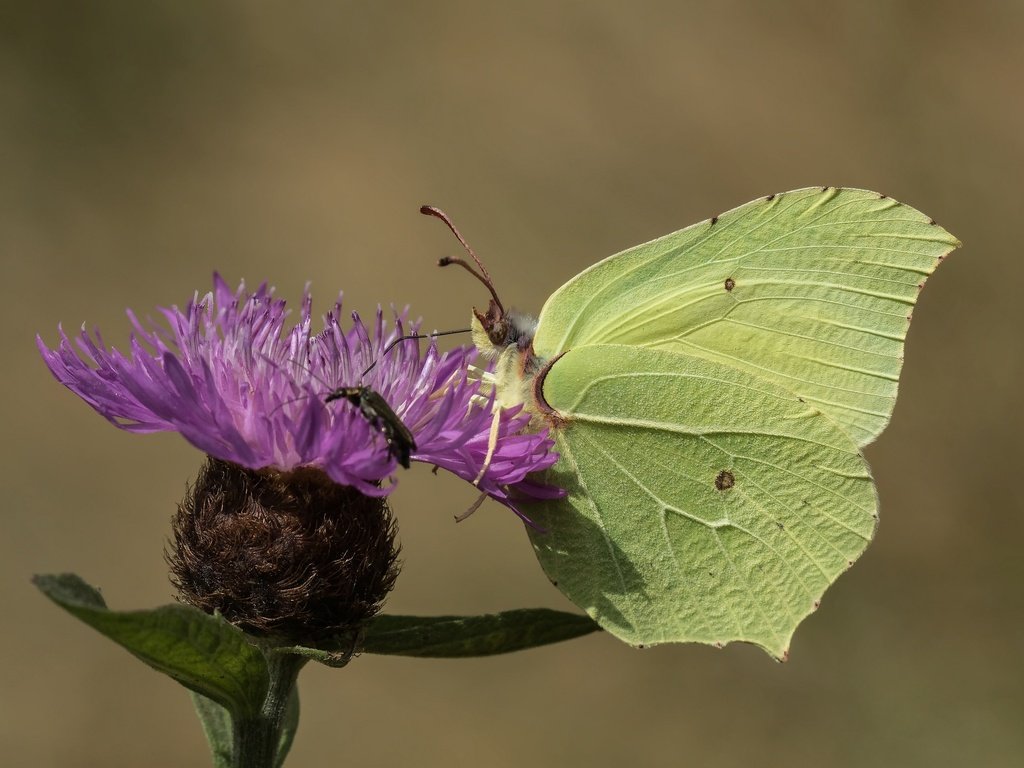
[{"xmin": 532, "ymin": 187, "xmax": 960, "ymax": 447}]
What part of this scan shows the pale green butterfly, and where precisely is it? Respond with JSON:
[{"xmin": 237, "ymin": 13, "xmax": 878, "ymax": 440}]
[{"xmin": 425, "ymin": 187, "xmax": 959, "ymax": 659}]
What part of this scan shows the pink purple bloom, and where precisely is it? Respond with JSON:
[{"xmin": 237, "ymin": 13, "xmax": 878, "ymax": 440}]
[{"xmin": 37, "ymin": 274, "xmax": 560, "ymax": 520}]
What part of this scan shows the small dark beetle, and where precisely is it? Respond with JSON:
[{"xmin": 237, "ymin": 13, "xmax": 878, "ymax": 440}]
[{"xmin": 325, "ymin": 386, "xmax": 416, "ymax": 468}]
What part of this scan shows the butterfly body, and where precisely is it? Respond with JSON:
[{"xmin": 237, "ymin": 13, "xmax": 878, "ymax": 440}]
[{"xmin": 461, "ymin": 187, "xmax": 959, "ymax": 657}]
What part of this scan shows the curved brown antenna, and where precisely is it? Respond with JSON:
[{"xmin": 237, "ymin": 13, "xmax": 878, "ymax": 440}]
[{"xmin": 420, "ymin": 205, "xmax": 505, "ymax": 315}]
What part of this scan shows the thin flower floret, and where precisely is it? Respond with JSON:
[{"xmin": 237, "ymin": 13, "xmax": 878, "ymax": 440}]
[{"xmin": 38, "ymin": 274, "xmax": 560, "ymax": 510}]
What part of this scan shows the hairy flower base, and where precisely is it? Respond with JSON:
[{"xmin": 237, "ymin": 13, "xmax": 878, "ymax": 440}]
[{"xmin": 168, "ymin": 457, "xmax": 400, "ymax": 646}]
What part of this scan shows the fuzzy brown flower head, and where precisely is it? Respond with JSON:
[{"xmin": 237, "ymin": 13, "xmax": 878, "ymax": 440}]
[{"xmin": 168, "ymin": 457, "xmax": 400, "ymax": 646}]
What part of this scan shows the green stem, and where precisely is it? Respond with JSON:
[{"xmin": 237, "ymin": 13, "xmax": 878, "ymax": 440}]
[{"xmin": 233, "ymin": 651, "xmax": 307, "ymax": 768}]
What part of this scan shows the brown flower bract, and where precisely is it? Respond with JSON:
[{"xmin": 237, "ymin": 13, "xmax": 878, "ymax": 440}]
[{"xmin": 168, "ymin": 457, "xmax": 400, "ymax": 646}]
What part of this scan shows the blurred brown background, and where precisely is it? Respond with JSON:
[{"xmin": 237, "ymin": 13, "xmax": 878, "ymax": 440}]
[{"xmin": 3, "ymin": 2, "xmax": 1021, "ymax": 766}]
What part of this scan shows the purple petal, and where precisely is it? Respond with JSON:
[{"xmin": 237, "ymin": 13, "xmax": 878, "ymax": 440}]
[{"xmin": 38, "ymin": 275, "xmax": 562, "ymax": 515}]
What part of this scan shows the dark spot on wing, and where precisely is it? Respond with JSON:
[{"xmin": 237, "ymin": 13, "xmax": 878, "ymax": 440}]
[
  {"xmin": 821, "ymin": 185, "xmax": 830, "ymax": 192},
  {"xmin": 724, "ymin": 277, "xmax": 735, "ymax": 292},
  {"xmin": 765, "ymin": 193, "xmax": 776, "ymax": 201},
  {"xmin": 929, "ymin": 218, "xmax": 937, "ymax": 225},
  {"xmin": 715, "ymin": 470, "xmax": 735, "ymax": 491},
  {"xmin": 710, "ymin": 216, "xmax": 719, "ymax": 226},
  {"xmin": 878, "ymin": 193, "xmax": 888, "ymax": 199}
]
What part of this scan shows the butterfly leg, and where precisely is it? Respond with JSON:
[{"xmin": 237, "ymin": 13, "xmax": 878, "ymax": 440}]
[
  {"xmin": 472, "ymin": 406, "xmax": 502, "ymax": 486},
  {"xmin": 454, "ymin": 491, "xmax": 488, "ymax": 523}
]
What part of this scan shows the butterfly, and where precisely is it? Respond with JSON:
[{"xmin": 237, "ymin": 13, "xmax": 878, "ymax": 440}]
[{"xmin": 425, "ymin": 187, "xmax": 959, "ymax": 658}]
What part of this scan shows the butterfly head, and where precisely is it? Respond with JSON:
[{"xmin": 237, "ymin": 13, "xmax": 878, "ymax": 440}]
[
  {"xmin": 422, "ymin": 204, "xmax": 543, "ymax": 411},
  {"xmin": 421, "ymin": 204, "xmax": 537, "ymax": 356},
  {"xmin": 470, "ymin": 300, "xmax": 537, "ymax": 359}
]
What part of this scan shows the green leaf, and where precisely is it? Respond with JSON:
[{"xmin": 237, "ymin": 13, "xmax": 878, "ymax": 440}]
[
  {"xmin": 361, "ymin": 608, "xmax": 598, "ymax": 657},
  {"xmin": 33, "ymin": 573, "xmax": 270, "ymax": 717},
  {"xmin": 283, "ymin": 609, "xmax": 598, "ymax": 662},
  {"xmin": 190, "ymin": 692, "xmax": 233, "ymax": 768}
]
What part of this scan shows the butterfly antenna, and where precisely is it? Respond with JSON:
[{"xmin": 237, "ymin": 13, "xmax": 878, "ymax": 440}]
[
  {"xmin": 360, "ymin": 328, "xmax": 472, "ymax": 378},
  {"xmin": 420, "ymin": 205, "xmax": 505, "ymax": 315}
]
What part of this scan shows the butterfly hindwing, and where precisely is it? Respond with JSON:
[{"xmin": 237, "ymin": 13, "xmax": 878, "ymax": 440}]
[{"xmin": 527, "ymin": 343, "xmax": 876, "ymax": 657}]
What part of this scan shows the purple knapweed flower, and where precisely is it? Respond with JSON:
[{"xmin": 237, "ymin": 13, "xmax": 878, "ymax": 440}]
[{"xmin": 37, "ymin": 274, "xmax": 560, "ymax": 521}]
